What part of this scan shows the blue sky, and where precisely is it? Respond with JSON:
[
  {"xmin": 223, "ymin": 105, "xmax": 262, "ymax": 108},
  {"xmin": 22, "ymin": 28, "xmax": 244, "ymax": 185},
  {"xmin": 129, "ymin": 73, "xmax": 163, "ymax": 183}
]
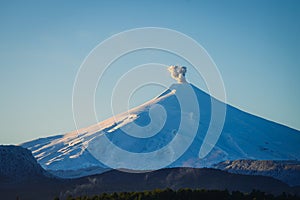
[{"xmin": 0, "ymin": 0, "xmax": 299, "ymax": 144}]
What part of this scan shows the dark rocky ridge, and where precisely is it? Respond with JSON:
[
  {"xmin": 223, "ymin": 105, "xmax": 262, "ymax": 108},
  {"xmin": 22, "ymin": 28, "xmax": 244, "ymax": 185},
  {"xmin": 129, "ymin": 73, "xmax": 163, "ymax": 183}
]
[
  {"xmin": 0, "ymin": 145, "xmax": 53, "ymax": 184},
  {"xmin": 214, "ymin": 159, "xmax": 300, "ymax": 186},
  {"xmin": 1, "ymin": 145, "xmax": 299, "ymax": 200}
]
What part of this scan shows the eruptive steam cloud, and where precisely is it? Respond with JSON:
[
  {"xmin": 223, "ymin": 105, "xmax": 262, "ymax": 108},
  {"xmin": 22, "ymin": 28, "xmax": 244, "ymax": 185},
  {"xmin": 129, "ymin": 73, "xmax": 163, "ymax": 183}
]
[{"xmin": 168, "ymin": 65, "xmax": 187, "ymax": 83}]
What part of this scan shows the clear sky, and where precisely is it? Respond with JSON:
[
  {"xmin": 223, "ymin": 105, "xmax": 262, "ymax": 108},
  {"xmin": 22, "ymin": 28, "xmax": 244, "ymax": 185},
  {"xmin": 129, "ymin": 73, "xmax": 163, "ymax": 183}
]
[{"xmin": 0, "ymin": 0, "xmax": 299, "ymax": 144}]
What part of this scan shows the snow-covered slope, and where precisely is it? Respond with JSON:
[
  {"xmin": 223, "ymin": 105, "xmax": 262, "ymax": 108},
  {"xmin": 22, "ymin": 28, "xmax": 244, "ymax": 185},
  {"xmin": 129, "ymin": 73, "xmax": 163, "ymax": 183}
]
[{"xmin": 21, "ymin": 83, "xmax": 300, "ymax": 178}]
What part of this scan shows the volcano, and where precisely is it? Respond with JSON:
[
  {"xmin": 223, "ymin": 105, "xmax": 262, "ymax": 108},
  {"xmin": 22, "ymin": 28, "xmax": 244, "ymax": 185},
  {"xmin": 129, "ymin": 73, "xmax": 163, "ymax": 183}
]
[{"xmin": 21, "ymin": 83, "xmax": 300, "ymax": 178}]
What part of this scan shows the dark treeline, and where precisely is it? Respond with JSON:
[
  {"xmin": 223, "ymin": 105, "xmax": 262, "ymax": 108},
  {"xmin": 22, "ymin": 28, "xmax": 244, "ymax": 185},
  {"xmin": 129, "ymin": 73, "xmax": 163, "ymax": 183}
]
[{"xmin": 57, "ymin": 188, "xmax": 300, "ymax": 200}]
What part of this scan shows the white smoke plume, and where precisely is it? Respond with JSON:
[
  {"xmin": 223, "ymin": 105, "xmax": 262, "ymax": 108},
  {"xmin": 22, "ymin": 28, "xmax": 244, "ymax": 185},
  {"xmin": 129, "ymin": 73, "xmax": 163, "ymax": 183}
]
[{"xmin": 168, "ymin": 65, "xmax": 187, "ymax": 83}]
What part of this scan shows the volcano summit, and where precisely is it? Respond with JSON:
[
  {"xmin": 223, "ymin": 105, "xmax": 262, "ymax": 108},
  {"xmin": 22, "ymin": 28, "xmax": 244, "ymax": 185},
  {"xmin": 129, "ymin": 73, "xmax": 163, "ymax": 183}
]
[{"xmin": 22, "ymin": 75, "xmax": 300, "ymax": 178}]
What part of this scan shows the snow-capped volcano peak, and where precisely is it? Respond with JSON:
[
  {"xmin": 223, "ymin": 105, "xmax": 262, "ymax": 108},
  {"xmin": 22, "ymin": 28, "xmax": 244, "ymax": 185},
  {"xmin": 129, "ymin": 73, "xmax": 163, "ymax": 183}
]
[
  {"xmin": 21, "ymin": 83, "xmax": 300, "ymax": 178},
  {"xmin": 21, "ymin": 83, "xmax": 197, "ymax": 172}
]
